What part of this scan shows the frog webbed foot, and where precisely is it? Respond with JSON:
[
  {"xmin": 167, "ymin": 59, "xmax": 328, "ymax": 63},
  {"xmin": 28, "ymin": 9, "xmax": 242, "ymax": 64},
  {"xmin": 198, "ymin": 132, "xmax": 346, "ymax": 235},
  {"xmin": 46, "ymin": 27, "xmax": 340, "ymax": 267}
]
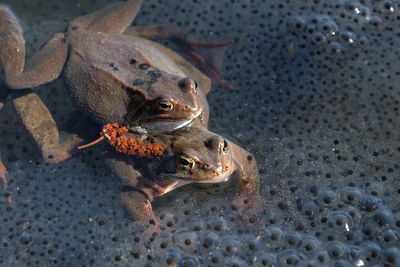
[
  {"xmin": 13, "ymin": 91, "xmax": 85, "ymax": 163},
  {"xmin": 179, "ymin": 41, "xmax": 238, "ymax": 91},
  {"xmin": 41, "ymin": 133, "xmax": 85, "ymax": 163},
  {"xmin": 124, "ymin": 25, "xmax": 237, "ymax": 90}
]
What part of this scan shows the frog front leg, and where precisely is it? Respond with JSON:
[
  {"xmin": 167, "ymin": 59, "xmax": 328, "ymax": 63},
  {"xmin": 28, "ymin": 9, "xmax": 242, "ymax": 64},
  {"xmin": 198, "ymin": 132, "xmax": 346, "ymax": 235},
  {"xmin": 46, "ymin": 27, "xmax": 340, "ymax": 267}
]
[
  {"xmin": 124, "ymin": 25, "xmax": 236, "ymax": 91},
  {"xmin": 104, "ymin": 155, "xmax": 158, "ymax": 224},
  {"xmin": 230, "ymin": 142, "xmax": 263, "ymax": 219},
  {"xmin": 105, "ymin": 155, "xmax": 164, "ymax": 240},
  {"xmin": 121, "ymin": 188, "xmax": 156, "ymax": 223}
]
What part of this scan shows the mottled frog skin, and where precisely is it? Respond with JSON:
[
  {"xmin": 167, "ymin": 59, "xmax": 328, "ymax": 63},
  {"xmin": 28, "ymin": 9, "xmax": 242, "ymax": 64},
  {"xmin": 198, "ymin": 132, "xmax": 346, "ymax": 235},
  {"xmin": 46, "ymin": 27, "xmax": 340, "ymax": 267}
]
[{"xmin": 0, "ymin": 0, "xmax": 227, "ymax": 162}]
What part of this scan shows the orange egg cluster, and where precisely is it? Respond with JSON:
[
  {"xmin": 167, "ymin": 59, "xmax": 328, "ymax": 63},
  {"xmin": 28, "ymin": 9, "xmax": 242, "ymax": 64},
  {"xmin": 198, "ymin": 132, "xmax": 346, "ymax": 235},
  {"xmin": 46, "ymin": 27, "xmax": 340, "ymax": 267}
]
[
  {"xmin": 101, "ymin": 123, "xmax": 165, "ymax": 158},
  {"xmin": 77, "ymin": 123, "xmax": 165, "ymax": 158}
]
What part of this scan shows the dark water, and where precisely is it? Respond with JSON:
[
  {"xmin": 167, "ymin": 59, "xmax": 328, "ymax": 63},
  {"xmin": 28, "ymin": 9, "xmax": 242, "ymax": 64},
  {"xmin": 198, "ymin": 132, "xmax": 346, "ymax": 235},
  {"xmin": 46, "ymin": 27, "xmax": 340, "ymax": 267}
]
[{"xmin": 1, "ymin": 0, "xmax": 400, "ymax": 266}]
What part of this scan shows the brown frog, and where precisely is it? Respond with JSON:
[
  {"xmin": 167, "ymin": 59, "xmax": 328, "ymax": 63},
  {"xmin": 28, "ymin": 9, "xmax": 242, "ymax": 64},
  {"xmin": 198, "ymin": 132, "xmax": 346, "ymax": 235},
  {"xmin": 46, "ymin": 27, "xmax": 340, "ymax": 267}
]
[
  {"xmin": 103, "ymin": 126, "xmax": 261, "ymax": 226},
  {"xmin": 0, "ymin": 0, "xmax": 232, "ymax": 163}
]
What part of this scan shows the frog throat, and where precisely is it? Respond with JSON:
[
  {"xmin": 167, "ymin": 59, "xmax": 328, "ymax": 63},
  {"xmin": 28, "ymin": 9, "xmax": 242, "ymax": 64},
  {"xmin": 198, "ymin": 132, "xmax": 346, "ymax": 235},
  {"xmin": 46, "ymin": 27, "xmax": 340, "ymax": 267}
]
[{"xmin": 159, "ymin": 158, "xmax": 235, "ymax": 183}]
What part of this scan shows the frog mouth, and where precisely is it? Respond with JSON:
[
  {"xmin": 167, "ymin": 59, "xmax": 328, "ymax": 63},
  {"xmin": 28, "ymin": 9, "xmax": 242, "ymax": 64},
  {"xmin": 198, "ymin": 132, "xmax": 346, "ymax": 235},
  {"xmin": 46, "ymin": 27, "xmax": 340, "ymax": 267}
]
[
  {"xmin": 195, "ymin": 160, "xmax": 236, "ymax": 184},
  {"xmin": 129, "ymin": 118, "xmax": 194, "ymax": 134},
  {"xmin": 160, "ymin": 159, "xmax": 235, "ymax": 183},
  {"xmin": 129, "ymin": 108, "xmax": 203, "ymax": 134}
]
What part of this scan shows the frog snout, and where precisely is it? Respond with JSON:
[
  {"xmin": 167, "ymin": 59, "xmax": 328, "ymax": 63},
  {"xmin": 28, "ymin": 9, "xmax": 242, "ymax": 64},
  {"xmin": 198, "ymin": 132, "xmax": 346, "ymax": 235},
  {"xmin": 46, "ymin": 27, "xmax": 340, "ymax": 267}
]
[
  {"xmin": 201, "ymin": 162, "xmax": 225, "ymax": 175},
  {"xmin": 176, "ymin": 77, "xmax": 202, "ymax": 116},
  {"xmin": 183, "ymin": 103, "xmax": 200, "ymax": 113},
  {"xmin": 177, "ymin": 77, "xmax": 198, "ymax": 93}
]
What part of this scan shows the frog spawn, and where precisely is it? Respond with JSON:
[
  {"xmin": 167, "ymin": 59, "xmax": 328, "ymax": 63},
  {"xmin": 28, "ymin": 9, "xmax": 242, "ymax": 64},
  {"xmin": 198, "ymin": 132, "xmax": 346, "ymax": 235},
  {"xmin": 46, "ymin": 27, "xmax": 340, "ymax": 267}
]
[
  {"xmin": 287, "ymin": 3, "xmax": 376, "ymax": 59},
  {"xmin": 1, "ymin": 0, "xmax": 400, "ymax": 266},
  {"xmin": 2, "ymin": 144, "xmax": 400, "ymax": 267}
]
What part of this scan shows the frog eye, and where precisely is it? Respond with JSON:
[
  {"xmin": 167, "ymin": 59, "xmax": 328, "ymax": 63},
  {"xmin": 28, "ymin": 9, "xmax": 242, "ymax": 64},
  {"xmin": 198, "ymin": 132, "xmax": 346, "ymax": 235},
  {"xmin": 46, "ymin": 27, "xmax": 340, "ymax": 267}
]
[
  {"xmin": 176, "ymin": 155, "xmax": 196, "ymax": 169},
  {"xmin": 157, "ymin": 98, "xmax": 173, "ymax": 112}
]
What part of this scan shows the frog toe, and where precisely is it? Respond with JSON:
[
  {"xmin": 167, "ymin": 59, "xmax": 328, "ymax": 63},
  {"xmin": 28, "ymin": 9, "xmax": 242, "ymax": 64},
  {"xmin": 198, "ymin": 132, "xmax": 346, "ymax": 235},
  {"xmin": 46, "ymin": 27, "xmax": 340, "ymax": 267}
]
[
  {"xmin": 121, "ymin": 190, "xmax": 157, "ymax": 223},
  {"xmin": 42, "ymin": 134, "xmax": 85, "ymax": 163}
]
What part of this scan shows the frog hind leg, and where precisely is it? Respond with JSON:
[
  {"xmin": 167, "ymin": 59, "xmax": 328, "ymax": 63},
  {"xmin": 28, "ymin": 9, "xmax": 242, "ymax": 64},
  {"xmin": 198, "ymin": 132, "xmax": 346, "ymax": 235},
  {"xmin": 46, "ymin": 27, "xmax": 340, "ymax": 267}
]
[
  {"xmin": 12, "ymin": 91, "xmax": 85, "ymax": 163},
  {"xmin": 69, "ymin": 0, "xmax": 143, "ymax": 33},
  {"xmin": 0, "ymin": 6, "xmax": 81, "ymax": 163},
  {"xmin": 0, "ymin": 5, "xmax": 68, "ymax": 90},
  {"xmin": 124, "ymin": 25, "xmax": 237, "ymax": 90}
]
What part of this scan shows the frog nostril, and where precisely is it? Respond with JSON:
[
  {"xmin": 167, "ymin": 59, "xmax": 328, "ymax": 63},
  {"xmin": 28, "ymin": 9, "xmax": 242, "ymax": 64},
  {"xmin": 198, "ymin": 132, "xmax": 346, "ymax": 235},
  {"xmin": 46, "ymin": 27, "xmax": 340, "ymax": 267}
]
[
  {"xmin": 205, "ymin": 136, "xmax": 227, "ymax": 152},
  {"xmin": 223, "ymin": 140, "xmax": 228, "ymax": 152},
  {"xmin": 178, "ymin": 78, "xmax": 197, "ymax": 92},
  {"xmin": 217, "ymin": 138, "xmax": 225, "ymax": 152}
]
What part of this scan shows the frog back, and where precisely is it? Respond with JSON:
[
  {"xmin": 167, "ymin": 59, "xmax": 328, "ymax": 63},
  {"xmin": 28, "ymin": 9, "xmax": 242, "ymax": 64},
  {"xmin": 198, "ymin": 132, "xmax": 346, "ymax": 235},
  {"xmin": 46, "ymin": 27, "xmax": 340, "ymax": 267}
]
[{"xmin": 66, "ymin": 30, "xmax": 209, "ymax": 88}]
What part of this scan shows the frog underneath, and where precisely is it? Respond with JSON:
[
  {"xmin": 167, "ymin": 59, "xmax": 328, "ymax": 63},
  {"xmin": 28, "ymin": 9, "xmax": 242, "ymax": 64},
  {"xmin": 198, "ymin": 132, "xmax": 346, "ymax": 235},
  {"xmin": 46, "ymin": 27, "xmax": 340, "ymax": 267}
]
[{"xmin": 104, "ymin": 126, "xmax": 261, "ymax": 226}]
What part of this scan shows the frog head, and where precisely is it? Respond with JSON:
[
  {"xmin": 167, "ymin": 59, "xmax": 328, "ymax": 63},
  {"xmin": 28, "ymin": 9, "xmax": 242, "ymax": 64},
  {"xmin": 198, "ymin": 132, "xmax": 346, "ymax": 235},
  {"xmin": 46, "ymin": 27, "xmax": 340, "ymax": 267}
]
[
  {"xmin": 126, "ymin": 75, "xmax": 205, "ymax": 134},
  {"xmin": 154, "ymin": 127, "xmax": 234, "ymax": 183}
]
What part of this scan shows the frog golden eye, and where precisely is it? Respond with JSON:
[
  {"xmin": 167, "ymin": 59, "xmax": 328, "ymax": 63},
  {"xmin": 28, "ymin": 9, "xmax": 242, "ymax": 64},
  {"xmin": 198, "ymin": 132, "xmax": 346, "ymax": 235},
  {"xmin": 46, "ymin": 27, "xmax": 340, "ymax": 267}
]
[
  {"xmin": 177, "ymin": 155, "xmax": 195, "ymax": 169},
  {"xmin": 157, "ymin": 98, "xmax": 173, "ymax": 112}
]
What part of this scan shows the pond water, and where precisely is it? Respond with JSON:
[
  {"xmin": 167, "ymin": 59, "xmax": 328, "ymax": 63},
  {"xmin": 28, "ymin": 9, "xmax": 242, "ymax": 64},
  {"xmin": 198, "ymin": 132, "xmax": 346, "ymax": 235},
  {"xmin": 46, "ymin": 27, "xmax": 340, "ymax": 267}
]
[{"xmin": 0, "ymin": 0, "xmax": 400, "ymax": 266}]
